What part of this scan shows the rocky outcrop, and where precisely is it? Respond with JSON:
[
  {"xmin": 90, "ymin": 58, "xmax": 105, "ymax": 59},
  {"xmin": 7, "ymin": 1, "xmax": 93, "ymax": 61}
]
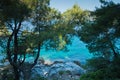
[
  {"xmin": 0, "ymin": 58, "xmax": 86, "ymax": 80},
  {"xmin": 30, "ymin": 60, "xmax": 86, "ymax": 80}
]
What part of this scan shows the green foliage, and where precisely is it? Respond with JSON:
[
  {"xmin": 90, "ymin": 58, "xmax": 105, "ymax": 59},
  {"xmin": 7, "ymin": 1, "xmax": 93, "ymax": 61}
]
[
  {"xmin": 0, "ymin": 67, "xmax": 14, "ymax": 80},
  {"xmin": 31, "ymin": 76, "xmax": 47, "ymax": 80},
  {"xmin": 0, "ymin": 0, "xmax": 30, "ymax": 23},
  {"xmin": 0, "ymin": 0, "xmax": 31, "ymax": 54},
  {"xmin": 79, "ymin": 1, "xmax": 120, "ymax": 80},
  {"xmin": 62, "ymin": 4, "xmax": 90, "ymax": 38},
  {"xmin": 1, "ymin": 1, "xmax": 89, "ymax": 80},
  {"xmin": 31, "ymin": 0, "xmax": 68, "ymax": 51},
  {"xmin": 18, "ymin": 31, "xmax": 37, "ymax": 54},
  {"xmin": 86, "ymin": 57, "xmax": 110, "ymax": 71},
  {"xmin": 58, "ymin": 70, "xmax": 71, "ymax": 76},
  {"xmin": 49, "ymin": 4, "xmax": 90, "ymax": 51},
  {"xmin": 59, "ymin": 71, "xmax": 64, "ymax": 75},
  {"xmin": 21, "ymin": 0, "xmax": 39, "ymax": 10},
  {"xmin": 79, "ymin": 1, "xmax": 120, "ymax": 58},
  {"xmin": 108, "ymin": 56, "xmax": 120, "ymax": 79},
  {"xmin": 3, "ymin": 0, "xmax": 120, "ymax": 80},
  {"xmin": 0, "ymin": 0, "xmax": 33, "ymax": 80},
  {"xmin": 80, "ymin": 69, "xmax": 106, "ymax": 80},
  {"xmin": 80, "ymin": 56, "xmax": 120, "ymax": 80},
  {"xmin": 63, "ymin": 4, "xmax": 89, "ymax": 26}
]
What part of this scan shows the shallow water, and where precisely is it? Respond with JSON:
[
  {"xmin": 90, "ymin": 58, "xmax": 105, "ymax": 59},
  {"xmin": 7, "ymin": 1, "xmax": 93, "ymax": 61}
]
[
  {"xmin": 40, "ymin": 37, "xmax": 92, "ymax": 63},
  {"xmin": 0, "ymin": 37, "xmax": 92, "ymax": 63}
]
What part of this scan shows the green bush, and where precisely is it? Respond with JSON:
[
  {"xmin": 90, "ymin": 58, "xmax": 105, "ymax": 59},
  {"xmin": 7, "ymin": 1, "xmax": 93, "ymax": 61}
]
[
  {"xmin": 80, "ymin": 56, "xmax": 120, "ymax": 80},
  {"xmin": 80, "ymin": 69, "xmax": 106, "ymax": 80}
]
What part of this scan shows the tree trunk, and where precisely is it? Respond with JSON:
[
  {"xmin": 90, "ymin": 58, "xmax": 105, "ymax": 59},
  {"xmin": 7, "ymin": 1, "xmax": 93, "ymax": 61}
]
[
  {"xmin": 6, "ymin": 21, "xmax": 22, "ymax": 80},
  {"xmin": 31, "ymin": 43, "xmax": 41, "ymax": 68},
  {"xmin": 106, "ymin": 34, "xmax": 118, "ymax": 58},
  {"xmin": 7, "ymin": 31, "xmax": 14, "ymax": 65},
  {"xmin": 109, "ymin": 39, "xmax": 118, "ymax": 58},
  {"xmin": 14, "ymin": 31, "xmax": 18, "ymax": 63},
  {"xmin": 13, "ymin": 65, "xmax": 20, "ymax": 80}
]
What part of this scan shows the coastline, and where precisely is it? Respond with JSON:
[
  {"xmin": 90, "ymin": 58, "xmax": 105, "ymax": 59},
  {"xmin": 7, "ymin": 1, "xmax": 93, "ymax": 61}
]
[{"xmin": 0, "ymin": 57, "xmax": 86, "ymax": 80}]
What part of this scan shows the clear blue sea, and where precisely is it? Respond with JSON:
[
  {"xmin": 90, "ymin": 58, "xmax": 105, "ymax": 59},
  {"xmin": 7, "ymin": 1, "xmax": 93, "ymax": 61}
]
[
  {"xmin": 0, "ymin": 37, "xmax": 92, "ymax": 64},
  {"xmin": 40, "ymin": 36, "xmax": 92, "ymax": 63}
]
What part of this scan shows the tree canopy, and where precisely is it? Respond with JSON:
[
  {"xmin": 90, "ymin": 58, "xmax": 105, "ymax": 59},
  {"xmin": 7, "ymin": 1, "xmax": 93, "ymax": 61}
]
[
  {"xmin": 79, "ymin": 1, "xmax": 120, "ymax": 58},
  {"xmin": 79, "ymin": 1, "xmax": 120, "ymax": 80},
  {"xmin": 0, "ymin": 0, "xmax": 89, "ymax": 80}
]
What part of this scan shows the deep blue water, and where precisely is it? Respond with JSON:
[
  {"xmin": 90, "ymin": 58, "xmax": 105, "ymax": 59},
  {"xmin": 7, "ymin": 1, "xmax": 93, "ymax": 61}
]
[{"xmin": 40, "ymin": 37, "xmax": 92, "ymax": 63}]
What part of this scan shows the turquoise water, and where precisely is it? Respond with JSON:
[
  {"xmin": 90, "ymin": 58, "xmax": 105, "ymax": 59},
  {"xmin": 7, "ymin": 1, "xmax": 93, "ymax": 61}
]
[
  {"xmin": 40, "ymin": 37, "xmax": 92, "ymax": 63},
  {"xmin": 0, "ymin": 37, "xmax": 92, "ymax": 63}
]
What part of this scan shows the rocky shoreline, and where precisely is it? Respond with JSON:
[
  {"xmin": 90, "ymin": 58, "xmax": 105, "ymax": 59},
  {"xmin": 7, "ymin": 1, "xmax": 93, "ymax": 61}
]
[{"xmin": 0, "ymin": 58, "xmax": 86, "ymax": 80}]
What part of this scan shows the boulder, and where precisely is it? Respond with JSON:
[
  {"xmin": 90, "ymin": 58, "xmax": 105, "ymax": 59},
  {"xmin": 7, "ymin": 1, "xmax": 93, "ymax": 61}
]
[
  {"xmin": 30, "ymin": 60, "xmax": 86, "ymax": 80},
  {"xmin": 0, "ymin": 57, "xmax": 85, "ymax": 80}
]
